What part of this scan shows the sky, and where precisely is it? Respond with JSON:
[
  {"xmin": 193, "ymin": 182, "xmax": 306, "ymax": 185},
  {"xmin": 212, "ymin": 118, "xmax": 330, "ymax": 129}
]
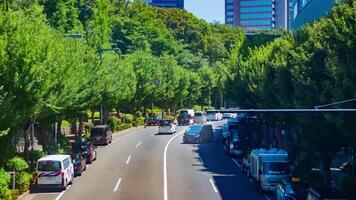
[{"xmin": 185, "ymin": 0, "xmax": 225, "ymax": 23}]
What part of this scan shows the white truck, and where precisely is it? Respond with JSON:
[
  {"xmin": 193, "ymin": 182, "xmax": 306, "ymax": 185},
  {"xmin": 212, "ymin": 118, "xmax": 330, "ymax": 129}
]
[{"xmin": 248, "ymin": 148, "xmax": 291, "ymax": 191}]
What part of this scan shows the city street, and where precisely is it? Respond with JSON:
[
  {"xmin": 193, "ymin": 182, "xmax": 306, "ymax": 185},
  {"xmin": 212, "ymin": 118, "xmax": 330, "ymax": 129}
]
[{"xmin": 25, "ymin": 121, "xmax": 269, "ymax": 200}]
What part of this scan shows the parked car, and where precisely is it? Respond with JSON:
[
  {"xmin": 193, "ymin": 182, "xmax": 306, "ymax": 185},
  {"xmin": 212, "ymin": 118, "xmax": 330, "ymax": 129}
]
[
  {"xmin": 146, "ymin": 116, "xmax": 162, "ymax": 126},
  {"xmin": 194, "ymin": 111, "xmax": 207, "ymax": 124},
  {"xmin": 90, "ymin": 125, "xmax": 112, "ymax": 145},
  {"xmin": 276, "ymin": 180, "xmax": 309, "ymax": 200},
  {"xmin": 71, "ymin": 140, "xmax": 97, "ymax": 164},
  {"xmin": 158, "ymin": 119, "xmax": 176, "ymax": 134},
  {"xmin": 206, "ymin": 110, "xmax": 223, "ymax": 121},
  {"xmin": 178, "ymin": 113, "xmax": 193, "ymax": 126},
  {"xmin": 36, "ymin": 155, "xmax": 74, "ymax": 190},
  {"xmin": 183, "ymin": 124, "xmax": 213, "ymax": 143},
  {"xmin": 71, "ymin": 153, "xmax": 86, "ymax": 176},
  {"xmin": 307, "ymin": 187, "xmax": 349, "ymax": 200}
]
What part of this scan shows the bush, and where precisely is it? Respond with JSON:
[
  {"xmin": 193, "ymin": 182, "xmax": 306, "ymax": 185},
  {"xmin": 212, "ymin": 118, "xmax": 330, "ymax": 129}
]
[
  {"xmin": 123, "ymin": 114, "xmax": 134, "ymax": 124},
  {"xmin": 29, "ymin": 150, "xmax": 45, "ymax": 171},
  {"xmin": 6, "ymin": 157, "xmax": 28, "ymax": 172},
  {"xmin": 135, "ymin": 111, "xmax": 143, "ymax": 118},
  {"xmin": 133, "ymin": 117, "xmax": 144, "ymax": 127},
  {"xmin": 107, "ymin": 116, "xmax": 121, "ymax": 131},
  {"xmin": 0, "ymin": 170, "xmax": 11, "ymax": 200},
  {"xmin": 117, "ymin": 123, "xmax": 132, "ymax": 131},
  {"xmin": 43, "ymin": 135, "xmax": 71, "ymax": 155},
  {"xmin": 164, "ymin": 115, "xmax": 176, "ymax": 121},
  {"xmin": 15, "ymin": 172, "xmax": 32, "ymax": 193}
]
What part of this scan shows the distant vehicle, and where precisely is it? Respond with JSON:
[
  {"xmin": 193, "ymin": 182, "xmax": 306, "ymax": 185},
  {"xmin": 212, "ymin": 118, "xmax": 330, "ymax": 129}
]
[
  {"xmin": 71, "ymin": 153, "xmax": 86, "ymax": 176},
  {"xmin": 178, "ymin": 109, "xmax": 194, "ymax": 126},
  {"xmin": 146, "ymin": 116, "xmax": 162, "ymax": 126},
  {"xmin": 307, "ymin": 186, "xmax": 350, "ymax": 200},
  {"xmin": 225, "ymin": 113, "xmax": 259, "ymax": 156},
  {"xmin": 36, "ymin": 155, "xmax": 74, "ymax": 190},
  {"xmin": 183, "ymin": 124, "xmax": 213, "ymax": 143},
  {"xmin": 71, "ymin": 141, "xmax": 97, "ymax": 164},
  {"xmin": 194, "ymin": 111, "xmax": 207, "ymax": 124},
  {"xmin": 248, "ymin": 148, "xmax": 291, "ymax": 191},
  {"xmin": 158, "ymin": 119, "xmax": 176, "ymax": 134},
  {"xmin": 276, "ymin": 180, "xmax": 308, "ymax": 200},
  {"xmin": 206, "ymin": 110, "xmax": 223, "ymax": 121},
  {"xmin": 223, "ymin": 113, "xmax": 237, "ymax": 119},
  {"xmin": 90, "ymin": 125, "xmax": 112, "ymax": 145}
]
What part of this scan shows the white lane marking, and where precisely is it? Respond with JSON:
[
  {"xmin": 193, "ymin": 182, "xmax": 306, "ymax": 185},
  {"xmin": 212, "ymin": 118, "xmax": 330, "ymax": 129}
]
[
  {"xmin": 164, "ymin": 130, "xmax": 184, "ymax": 200},
  {"xmin": 113, "ymin": 178, "xmax": 122, "ymax": 192},
  {"xmin": 126, "ymin": 155, "xmax": 131, "ymax": 165},
  {"xmin": 135, "ymin": 141, "xmax": 143, "ymax": 148},
  {"xmin": 112, "ymin": 134, "xmax": 133, "ymax": 144},
  {"xmin": 209, "ymin": 178, "xmax": 218, "ymax": 193},
  {"xmin": 54, "ymin": 185, "xmax": 71, "ymax": 200},
  {"xmin": 231, "ymin": 158, "xmax": 241, "ymax": 170},
  {"xmin": 264, "ymin": 195, "xmax": 272, "ymax": 200}
]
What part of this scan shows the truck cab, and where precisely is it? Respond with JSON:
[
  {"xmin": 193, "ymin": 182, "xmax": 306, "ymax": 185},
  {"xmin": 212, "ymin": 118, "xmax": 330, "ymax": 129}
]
[{"xmin": 249, "ymin": 148, "xmax": 291, "ymax": 191}]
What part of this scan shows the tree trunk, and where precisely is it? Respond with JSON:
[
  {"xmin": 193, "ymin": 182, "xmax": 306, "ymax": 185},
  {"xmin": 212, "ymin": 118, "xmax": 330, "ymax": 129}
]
[
  {"xmin": 57, "ymin": 118, "xmax": 62, "ymax": 136},
  {"xmin": 70, "ymin": 120, "xmax": 77, "ymax": 136},
  {"xmin": 321, "ymin": 150, "xmax": 332, "ymax": 187},
  {"xmin": 78, "ymin": 117, "xmax": 84, "ymax": 136},
  {"xmin": 23, "ymin": 118, "xmax": 34, "ymax": 162}
]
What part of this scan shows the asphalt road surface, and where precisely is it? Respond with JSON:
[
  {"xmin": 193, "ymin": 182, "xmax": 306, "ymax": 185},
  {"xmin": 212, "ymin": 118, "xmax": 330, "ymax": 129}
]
[{"xmin": 26, "ymin": 121, "xmax": 271, "ymax": 200}]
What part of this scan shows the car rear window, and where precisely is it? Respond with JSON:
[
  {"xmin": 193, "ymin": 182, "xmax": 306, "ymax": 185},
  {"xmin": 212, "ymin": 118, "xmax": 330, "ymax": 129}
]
[
  {"xmin": 207, "ymin": 111, "xmax": 217, "ymax": 115},
  {"xmin": 159, "ymin": 120, "xmax": 171, "ymax": 126},
  {"xmin": 91, "ymin": 128, "xmax": 105, "ymax": 136},
  {"xmin": 38, "ymin": 161, "xmax": 62, "ymax": 171},
  {"xmin": 195, "ymin": 113, "xmax": 203, "ymax": 116}
]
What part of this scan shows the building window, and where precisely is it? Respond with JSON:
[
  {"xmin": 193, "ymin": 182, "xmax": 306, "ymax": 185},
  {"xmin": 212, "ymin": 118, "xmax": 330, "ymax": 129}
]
[
  {"xmin": 240, "ymin": 13, "xmax": 272, "ymax": 19},
  {"xmin": 226, "ymin": 5, "xmax": 233, "ymax": 10},
  {"xmin": 240, "ymin": 19, "xmax": 271, "ymax": 26},
  {"xmin": 240, "ymin": 6, "xmax": 272, "ymax": 13},
  {"xmin": 240, "ymin": 0, "xmax": 272, "ymax": 7},
  {"xmin": 226, "ymin": 11, "xmax": 234, "ymax": 16},
  {"xmin": 226, "ymin": 17, "xmax": 234, "ymax": 22},
  {"xmin": 226, "ymin": 0, "xmax": 234, "ymax": 3}
]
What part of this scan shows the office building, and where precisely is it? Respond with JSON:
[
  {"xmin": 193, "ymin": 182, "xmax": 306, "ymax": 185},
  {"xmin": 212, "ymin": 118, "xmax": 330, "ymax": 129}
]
[
  {"xmin": 291, "ymin": 0, "xmax": 337, "ymax": 29},
  {"xmin": 225, "ymin": 0, "xmax": 289, "ymax": 31},
  {"xmin": 145, "ymin": 0, "xmax": 184, "ymax": 9}
]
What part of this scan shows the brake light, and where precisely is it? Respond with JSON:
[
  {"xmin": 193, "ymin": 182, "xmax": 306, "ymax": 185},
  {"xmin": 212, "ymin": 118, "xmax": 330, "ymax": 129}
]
[{"xmin": 61, "ymin": 171, "xmax": 64, "ymax": 184}]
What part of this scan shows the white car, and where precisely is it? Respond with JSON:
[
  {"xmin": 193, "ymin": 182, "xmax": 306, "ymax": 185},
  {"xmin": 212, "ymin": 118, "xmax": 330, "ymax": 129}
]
[
  {"xmin": 36, "ymin": 155, "xmax": 74, "ymax": 190},
  {"xmin": 158, "ymin": 120, "xmax": 177, "ymax": 134},
  {"xmin": 194, "ymin": 111, "xmax": 207, "ymax": 123},
  {"xmin": 223, "ymin": 113, "xmax": 237, "ymax": 119},
  {"xmin": 207, "ymin": 110, "xmax": 223, "ymax": 121}
]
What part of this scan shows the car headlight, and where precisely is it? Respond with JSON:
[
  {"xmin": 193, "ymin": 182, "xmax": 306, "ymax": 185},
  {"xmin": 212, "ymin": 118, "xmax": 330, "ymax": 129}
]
[{"xmin": 229, "ymin": 143, "xmax": 234, "ymax": 150}]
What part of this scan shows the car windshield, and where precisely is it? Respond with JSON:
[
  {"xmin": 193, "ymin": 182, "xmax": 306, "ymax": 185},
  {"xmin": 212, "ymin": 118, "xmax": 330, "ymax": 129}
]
[
  {"xmin": 91, "ymin": 128, "xmax": 105, "ymax": 136},
  {"xmin": 195, "ymin": 112, "xmax": 203, "ymax": 116},
  {"xmin": 207, "ymin": 111, "xmax": 217, "ymax": 115},
  {"xmin": 38, "ymin": 161, "xmax": 61, "ymax": 171},
  {"xmin": 263, "ymin": 162, "xmax": 290, "ymax": 175},
  {"xmin": 159, "ymin": 120, "xmax": 171, "ymax": 126}
]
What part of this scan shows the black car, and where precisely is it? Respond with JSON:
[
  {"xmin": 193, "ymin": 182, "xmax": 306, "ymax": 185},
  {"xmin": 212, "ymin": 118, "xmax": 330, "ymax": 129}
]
[
  {"xmin": 90, "ymin": 125, "xmax": 112, "ymax": 145},
  {"xmin": 71, "ymin": 153, "xmax": 86, "ymax": 176},
  {"xmin": 72, "ymin": 141, "xmax": 97, "ymax": 164},
  {"xmin": 183, "ymin": 124, "xmax": 213, "ymax": 143},
  {"xmin": 178, "ymin": 114, "xmax": 192, "ymax": 126}
]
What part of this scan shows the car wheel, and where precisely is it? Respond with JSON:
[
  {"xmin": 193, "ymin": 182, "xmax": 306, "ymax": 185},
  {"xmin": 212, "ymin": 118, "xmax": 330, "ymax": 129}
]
[
  {"xmin": 63, "ymin": 180, "xmax": 68, "ymax": 190},
  {"xmin": 78, "ymin": 167, "xmax": 82, "ymax": 176},
  {"xmin": 94, "ymin": 152, "xmax": 97, "ymax": 161},
  {"xmin": 87, "ymin": 156, "xmax": 93, "ymax": 164}
]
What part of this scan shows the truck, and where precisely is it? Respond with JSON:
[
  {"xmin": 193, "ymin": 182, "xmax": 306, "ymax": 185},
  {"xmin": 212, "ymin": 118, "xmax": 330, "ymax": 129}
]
[
  {"xmin": 224, "ymin": 113, "xmax": 258, "ymax": 156},
  {"xmin": 248, "ymin": 148, "xmax": 291, "ymax": 191},
  {"xmin": 178, "ymin": 109, "xmax": 194, "ymax": 125}
]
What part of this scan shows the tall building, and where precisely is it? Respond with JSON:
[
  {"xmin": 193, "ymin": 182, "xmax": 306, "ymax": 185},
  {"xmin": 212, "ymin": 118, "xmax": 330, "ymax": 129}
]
[
  {"xmin": 291, "ymin": 0, "xmax": 337, "ymax": 29},
  {"xmin": 225, "ymin": 0, "xmax": 289, "ymax": 31},
  {"xmin": 145, "ymin": 0, "xmax": 184, "ymax": 9}
]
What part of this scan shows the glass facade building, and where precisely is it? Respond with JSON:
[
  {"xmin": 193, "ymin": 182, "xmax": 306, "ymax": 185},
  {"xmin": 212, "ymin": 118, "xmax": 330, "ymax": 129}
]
[
  {"xmin": 147, "ymin": 0, "xmax": 184, "ymax": 9},
  {"xmin": 291, "ymin": 0, "xmax": 337, "ymax": 29},
  {"xmin": 225, "ymin": 0, "xmax": 289, "ymax": 31}
]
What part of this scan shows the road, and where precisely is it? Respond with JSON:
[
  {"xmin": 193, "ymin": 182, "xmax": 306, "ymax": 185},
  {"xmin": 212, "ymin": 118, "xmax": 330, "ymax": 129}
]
[{"xmin": 26, "ymin": 121, "xmax": 270, "ymax": 200}]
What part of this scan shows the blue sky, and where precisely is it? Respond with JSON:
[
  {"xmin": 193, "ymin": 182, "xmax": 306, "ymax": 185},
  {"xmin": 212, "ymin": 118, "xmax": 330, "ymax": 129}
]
[{"xmin": 185, "ymin": 0, "xmax": 225, "ymax": 23}]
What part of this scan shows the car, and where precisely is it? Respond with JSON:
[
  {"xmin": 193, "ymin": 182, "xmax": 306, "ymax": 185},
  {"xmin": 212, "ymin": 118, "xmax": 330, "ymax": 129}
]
[
  {"xmin": 90, "ymin": 125, "xmax": 112, "ymax": 145},
  {"xmin": 206, "ymin": 110, "xmax": 223, "ymax": 121},
  {"xmin": 178, "ymin": 113, "xmax": 193, "ymax": 126},
  {"xmin": 146, "ymin": 116, "xmax": 162, "ymax": 126},
  {"xmin": 71, "ymin": 153, "xmax": 86, "ymax": 176},
  {"xmin": 183, "ymin": 124, "xmax": 213, "ymax": 143},
  {"xmin": 158, "ymin": 119, "xmax": 177, "ymax": 134},
  {"xmin": 71, "ymin": 140, "xmax": 97, "ymax": 164},
  {"xmin": 194, "ymin": 111, "xmax": 207, "ymax": 124},
  {"xmin": 223, "ymin": 113, "xmax": 237, "ymax": 119},
  {"xmin": 36, "ymin": 155, "xmax": 74, "ymax": 190}
]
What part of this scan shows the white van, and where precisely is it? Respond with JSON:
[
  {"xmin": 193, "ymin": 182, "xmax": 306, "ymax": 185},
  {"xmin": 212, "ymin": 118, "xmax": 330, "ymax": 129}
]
[
  {"xmin": 207, "ymin": 110, "xmax": 223, "ymax": 121},
  {"xmin": 36, "ymin": 155, "xmax": 74, "ymax": 190}
]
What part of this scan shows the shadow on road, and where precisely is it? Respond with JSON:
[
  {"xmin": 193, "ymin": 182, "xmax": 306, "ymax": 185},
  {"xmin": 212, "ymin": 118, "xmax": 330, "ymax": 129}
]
[{"xmin": 193, "ymin": 132, "xmax": 267, "ymax": 200}]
